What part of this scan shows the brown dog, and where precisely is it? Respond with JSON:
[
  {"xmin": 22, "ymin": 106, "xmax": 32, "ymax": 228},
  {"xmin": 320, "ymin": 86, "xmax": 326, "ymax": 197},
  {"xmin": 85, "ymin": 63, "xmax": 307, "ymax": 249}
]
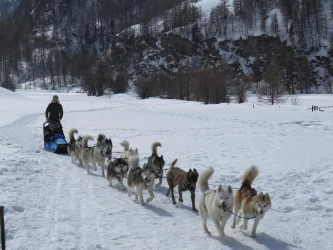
[{"xmin": 166, "ymin": 159, "xmax": 199, "ymax": 211}]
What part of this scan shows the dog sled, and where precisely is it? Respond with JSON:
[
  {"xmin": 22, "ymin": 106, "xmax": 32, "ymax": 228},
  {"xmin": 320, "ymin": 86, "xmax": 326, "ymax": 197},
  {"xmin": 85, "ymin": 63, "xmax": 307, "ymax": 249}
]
[{"xmin": 43, "ymin": 121, "xmax": 68, "ymax": 154}]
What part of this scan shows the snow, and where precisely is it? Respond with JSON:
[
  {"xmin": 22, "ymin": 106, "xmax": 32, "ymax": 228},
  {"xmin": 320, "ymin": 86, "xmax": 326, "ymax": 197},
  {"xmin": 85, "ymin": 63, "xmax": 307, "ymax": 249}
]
[
  {"xmin": 195, "ymin": 0, "xmax": 224, "ymax": 16},
  {"xmin": 1, "ymin": 89, "xmax": 333, "ymax": 250}
]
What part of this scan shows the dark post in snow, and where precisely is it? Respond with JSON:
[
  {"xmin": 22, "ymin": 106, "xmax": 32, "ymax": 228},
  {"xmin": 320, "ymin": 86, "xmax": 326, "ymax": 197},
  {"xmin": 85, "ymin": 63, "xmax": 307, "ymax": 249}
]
[{"xmin": 0, "ymin": 206, "xmax": 5, "ymax": 250}]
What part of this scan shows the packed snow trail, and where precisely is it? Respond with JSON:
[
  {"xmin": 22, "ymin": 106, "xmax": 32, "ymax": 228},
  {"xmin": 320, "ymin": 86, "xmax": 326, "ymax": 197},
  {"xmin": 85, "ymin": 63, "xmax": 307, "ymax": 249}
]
[{"xmin": 1, "ymin": 90, "xmax": 333, "ymax": 249}]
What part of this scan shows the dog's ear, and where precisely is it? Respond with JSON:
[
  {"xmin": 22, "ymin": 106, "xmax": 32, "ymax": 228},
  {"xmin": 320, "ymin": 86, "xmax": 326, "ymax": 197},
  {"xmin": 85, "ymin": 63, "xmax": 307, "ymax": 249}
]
[
  {"xmin": 217, "ymin": 184, "xmax": 223, "ymax": 192},
  {"xmin": 135, "ymin": 148, "xmax": 138, "ymax": 154},
  {"xmin": 161, "ymin": 155, "xmax": 164, "ymax": 159},
  {"xmin": 258, "ymin": 192, "xmax": 263, "ymax": 197},
  {"xmin": 265, "ymin": 193, "xmax": 270, "ymax": 199},
  {"xmin": 189, "ymin": 169, "xmax": 192, "ymax": 173},
  {"xmin": 193, "ymin": 168, "xmax": 197, "ymax": 173},
  {"xmin": 227, "ymin": 185, "xmax": 233, "ymax": 193}
]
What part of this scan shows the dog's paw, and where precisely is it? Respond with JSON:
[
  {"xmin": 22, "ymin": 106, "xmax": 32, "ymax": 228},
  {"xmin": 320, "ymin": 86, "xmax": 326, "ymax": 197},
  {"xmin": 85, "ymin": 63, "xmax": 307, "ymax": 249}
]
[
  {"xmin": 204, "ymin": 230, "xmax": 211, "ymax": 235},
  {"xmin": 231, "ymin": 224, "xmax": 236, "ymax": 229},
  {"xmin": 219, "ymin": 231, "xmax": 225, "ymax": 237},
  {"xmin": 179, "ymin": 198, "xmax": 184, "ymax": 203},
  {"xmin": 192, "ymin": 208, "xmax": 198, "ymax": 212},
  {"xmin": 251, "ymin": 232, "xmax": 257, "ymax": 238},
  {"xmin": 172, "ymin": 201, "xmax": 176, "ymax": 205},
  {"xmin": 240, "ymin": 225, "xmax": 247, "ymax": 230}
]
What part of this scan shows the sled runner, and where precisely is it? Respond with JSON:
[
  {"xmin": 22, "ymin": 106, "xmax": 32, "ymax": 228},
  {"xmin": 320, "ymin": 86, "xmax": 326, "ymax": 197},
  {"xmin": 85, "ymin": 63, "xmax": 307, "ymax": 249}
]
[{"xmin": 43, "ymin": 121, "xmax": 68, "ymax": 154}]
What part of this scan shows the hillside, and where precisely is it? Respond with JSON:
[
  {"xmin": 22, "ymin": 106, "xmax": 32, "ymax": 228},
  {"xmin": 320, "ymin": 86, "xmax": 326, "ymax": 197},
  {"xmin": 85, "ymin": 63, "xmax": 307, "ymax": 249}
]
[
  {"xmin": 0, "ymin": 0, "xmax": 20, "ymax": 19},
  {"xmin": 1, "ymin": 0, "xmax": 333, "ymax": 102}
]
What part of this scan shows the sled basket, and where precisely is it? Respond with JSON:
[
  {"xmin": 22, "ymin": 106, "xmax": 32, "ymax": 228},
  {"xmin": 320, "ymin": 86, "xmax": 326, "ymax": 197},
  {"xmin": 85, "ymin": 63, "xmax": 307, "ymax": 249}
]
[{"xmin": 43, "ymin": 122, "xmax": 68, "ymax": 154}]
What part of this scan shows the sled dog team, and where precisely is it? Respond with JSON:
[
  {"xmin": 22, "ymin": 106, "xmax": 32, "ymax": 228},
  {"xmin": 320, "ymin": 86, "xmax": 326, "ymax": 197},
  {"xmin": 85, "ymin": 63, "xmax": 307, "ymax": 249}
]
[{"xmin": 68, "ymin": 129, "xmax": 272, "ymax": 238}]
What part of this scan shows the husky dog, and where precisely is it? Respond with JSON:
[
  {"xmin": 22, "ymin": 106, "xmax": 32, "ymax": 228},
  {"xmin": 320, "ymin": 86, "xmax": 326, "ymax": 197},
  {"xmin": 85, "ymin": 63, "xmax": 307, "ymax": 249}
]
[
  {"xmin": 127, "ymin": 154, "xmax": 155, "ymax": 206},
  {"xmin": 67, "ymin": 129, "xmax": 83, "ymax": 164},
  {"xmin": 144, "ymin": 142, "xmax": 165, "ymax": 188},
  {"xmin": 119, "ymin": 140, "xmax": 130, "ymax": 161},
  {"xmin": 81, "ymin": 134, "xmax": 113, "ymax": 177},
  {"xmin": 107, "ymin": 158, "xmax": 129, "ymax": 190},
  {"xmin": 231, "ymin": 166, "xmax": 271, "ymax": 237},
  {"xmin": 166, "ymin": 159, "xmax": 199, "ymax": 211},
  {"xmin": 198, "ymin": 167, "xmax": 233, "ymax": 237}
]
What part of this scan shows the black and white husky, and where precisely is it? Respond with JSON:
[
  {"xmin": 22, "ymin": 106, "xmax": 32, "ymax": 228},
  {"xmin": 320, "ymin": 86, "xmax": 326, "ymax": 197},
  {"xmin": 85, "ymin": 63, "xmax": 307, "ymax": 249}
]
[
  {"xmin": 81, "ymin": 134, "xmax": 112, "ymax": 177},
  {"xmin": 144, "ymin": 142, "xmax": 165, "ymax": 188},
  {"xmin": 127, "ymin": 153, "xmax": 156, "ymax": 205},
  {"xmin": 107, "ymin": 158, "xmax": 129, "ymax": 190},
  {"xmin": 67, "ymin": 128, "xmax": 83, "ymax": 165}
]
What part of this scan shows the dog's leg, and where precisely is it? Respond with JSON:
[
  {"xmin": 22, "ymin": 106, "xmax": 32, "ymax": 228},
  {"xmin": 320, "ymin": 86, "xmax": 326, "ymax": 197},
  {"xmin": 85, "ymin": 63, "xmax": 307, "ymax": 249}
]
[
  {"xmin": 220, "ymin": 217, "xmax": 228, "ymax": 235},
  {"xmin": 77, "ymin": 153, "xmax": 83, "ymax": 165},
  {"xmin": 146, "ymin": 186, "xmax": 154, "ymax": 203},
  {"xmin": 241, "ymin": 216, "xmax": 248, "ymax": 230},
  {"xmin": 109, "ymin": 176, "xmax": 113, "ymax": 187},
  {"xmin": 166, "ymin": 187, "xmax": 170, "ymax": 197},
  {"xmin": 231, "ymin": 205, "xmax": 241, "ymax": 229},
  {"xmin": 83, "ymin": 159, "xmax": 90, "ymax": 174},
  {"xmin": 251, "ymin": 217, "xmax": 261, "ymax": 237},
  {"xmin": 212, "ymin": 219, "xmax": 225, "ymax": 237},
  {"xmin": 118, "ymin": 177, "xmax": 126, "ymax": 191},
  {"xmin": 155, "ymin": 173, "xmax": 163, "ymax": 188},
  {"xmin": 190, "ymin": 191, "xmax": 197, "ymax": 211},
  {"xmin": 199, "ymin": 205, "xmax": 211, "ymax": 235},
  {"xmin": 178, "ymin": 184, "xmax": 183, "ymax": 203},
  {"xmin": 127, "ymin": 186, "xmax": 132, "ymax": 198},
  {"xmin": 137, "ymin": 185, "xmax": 146, "ymax": 205},
  {"xmin": 70, "ymin": 152, "xmax": 75, "ymax": 164},
  {"xmin": 92, "ymin": 157, "xmax": 97, "ymax": 171},
  {"xmin": 167, "ymin": 179, "xmax": 176, "ymax": 205},
  {"xmin": 101, "ymin": 161, "xmax": 105, "ymax": 177}
]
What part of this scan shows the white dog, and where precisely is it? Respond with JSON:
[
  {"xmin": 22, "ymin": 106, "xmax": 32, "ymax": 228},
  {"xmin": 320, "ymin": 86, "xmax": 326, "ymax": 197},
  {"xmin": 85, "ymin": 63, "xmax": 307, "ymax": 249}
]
[
  {"xmin": 81, "ymin": 134, "xmax": 112, "ymax": 177},
  {"xmin": 198, "ymin": 167, "xmax": 234, "ymax": 237}
]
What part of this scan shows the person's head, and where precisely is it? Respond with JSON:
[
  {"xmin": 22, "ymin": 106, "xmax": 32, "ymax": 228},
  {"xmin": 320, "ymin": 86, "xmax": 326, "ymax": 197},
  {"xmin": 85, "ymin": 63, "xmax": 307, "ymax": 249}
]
[{"xmin": 52, "ymin": 95, "xmax": 59, "ymax": 103}]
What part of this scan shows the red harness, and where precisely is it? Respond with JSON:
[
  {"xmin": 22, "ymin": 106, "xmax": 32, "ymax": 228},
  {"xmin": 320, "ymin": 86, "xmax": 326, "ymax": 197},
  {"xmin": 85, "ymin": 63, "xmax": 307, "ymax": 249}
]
[{"xmin": 240, "ymin": 185, "xmax": 257, "ymax": 198}]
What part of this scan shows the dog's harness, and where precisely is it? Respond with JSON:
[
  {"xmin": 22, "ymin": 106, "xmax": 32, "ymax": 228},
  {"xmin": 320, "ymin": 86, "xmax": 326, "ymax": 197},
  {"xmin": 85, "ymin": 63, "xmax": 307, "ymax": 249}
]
[
  {"xmin": 240, "ymin": 184, "xmax": 257, "ymax": 198},
  {"xmin": 168, "ymin": 168, "xmax": 197, "ymax": 192}
]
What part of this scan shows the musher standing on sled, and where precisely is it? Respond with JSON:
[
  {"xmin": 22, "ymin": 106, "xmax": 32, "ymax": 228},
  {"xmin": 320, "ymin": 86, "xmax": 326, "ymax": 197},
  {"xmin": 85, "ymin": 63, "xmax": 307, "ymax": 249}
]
[{"xmin": 45, "ymin": 95, "xmax": 63, "ymax": 130}]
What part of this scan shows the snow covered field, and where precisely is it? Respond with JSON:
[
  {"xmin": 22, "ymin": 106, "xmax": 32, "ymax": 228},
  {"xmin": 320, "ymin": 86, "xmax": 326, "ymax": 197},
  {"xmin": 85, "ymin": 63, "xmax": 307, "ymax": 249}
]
[{"xmin": 1, "ymin": 88, "xmax": 333, "ymax": 250}]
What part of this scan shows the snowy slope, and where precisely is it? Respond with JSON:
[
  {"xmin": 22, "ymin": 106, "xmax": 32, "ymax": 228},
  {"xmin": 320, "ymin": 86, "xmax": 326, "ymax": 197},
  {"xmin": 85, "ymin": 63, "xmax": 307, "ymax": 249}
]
[
  {"xmin": 1, "ymin": 90, "xmax": 333, "ymax": 250},
  {"xmin": 195, "ymin": 0, "xmax": 221, "ymax": 16}
]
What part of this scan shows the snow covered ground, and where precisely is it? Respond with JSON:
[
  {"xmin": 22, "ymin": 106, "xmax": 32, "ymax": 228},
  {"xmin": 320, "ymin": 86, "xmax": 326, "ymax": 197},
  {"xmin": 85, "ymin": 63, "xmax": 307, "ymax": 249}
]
[{"xmin": 1, "ymin": 87, "xmax": 333, "ymax": 250}]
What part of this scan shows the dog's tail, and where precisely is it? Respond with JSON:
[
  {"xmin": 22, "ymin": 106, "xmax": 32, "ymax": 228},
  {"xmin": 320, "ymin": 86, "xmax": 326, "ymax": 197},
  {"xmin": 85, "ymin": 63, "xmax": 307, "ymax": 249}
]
[
  {"xmin": 170, "ymin": 159, "xmax": 177, "ymax": 169},
  {"xmin": 151, "ymin": 142, "xmax": 162, "ymax": 155},
  {"xmin": 198, "ymin": 167, "xmax": 214, "ymax": 192},
  {"xmin": 68, "ymin": 129, "xmax": 78, "ymax": 141},
  {"xmin": 128, "ymin": 154, "xmax": 139, "ymax": 169},
  {"xmin": 97, "ymin": 134, "xmax": 106, "ymax": 142},
  {"xmin": 120, "ymin": 140, "xmax": 129, "ymax": 151},
  {"xmin": 82, "ymin": 135, "xmax": 94, "ymax": 148},
  {"xmin": 242, "ymin": 165, "xmax": 259, "ymax": 187}
]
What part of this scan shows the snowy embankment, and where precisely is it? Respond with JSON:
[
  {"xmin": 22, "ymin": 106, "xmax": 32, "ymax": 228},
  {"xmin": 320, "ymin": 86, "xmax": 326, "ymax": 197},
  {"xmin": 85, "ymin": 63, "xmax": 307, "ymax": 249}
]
[{"xmin": 1, "ymin": 88, "xmax": 333, "ymax": 250}]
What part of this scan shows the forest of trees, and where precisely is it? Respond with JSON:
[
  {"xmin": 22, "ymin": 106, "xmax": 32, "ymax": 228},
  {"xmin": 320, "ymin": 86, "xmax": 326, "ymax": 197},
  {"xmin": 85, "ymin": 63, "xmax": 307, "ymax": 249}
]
[{"xmin": 0, "ymin": 0, "xmax": 333, "ymax": 103}]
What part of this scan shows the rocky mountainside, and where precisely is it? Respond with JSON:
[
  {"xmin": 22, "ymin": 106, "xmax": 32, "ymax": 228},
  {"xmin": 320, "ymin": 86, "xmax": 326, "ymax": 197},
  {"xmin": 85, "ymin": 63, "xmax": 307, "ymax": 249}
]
[{"xmin": 1, "ymin": 0, "xmax": 333, "ymax": 102}]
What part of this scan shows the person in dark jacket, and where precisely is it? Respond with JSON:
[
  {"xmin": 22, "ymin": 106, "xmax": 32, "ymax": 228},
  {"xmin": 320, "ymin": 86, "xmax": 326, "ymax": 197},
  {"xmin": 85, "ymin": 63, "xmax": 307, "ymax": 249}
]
[{"xmin": 45, "ymin": 95, "xmax": 63, "ymax": 124}]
